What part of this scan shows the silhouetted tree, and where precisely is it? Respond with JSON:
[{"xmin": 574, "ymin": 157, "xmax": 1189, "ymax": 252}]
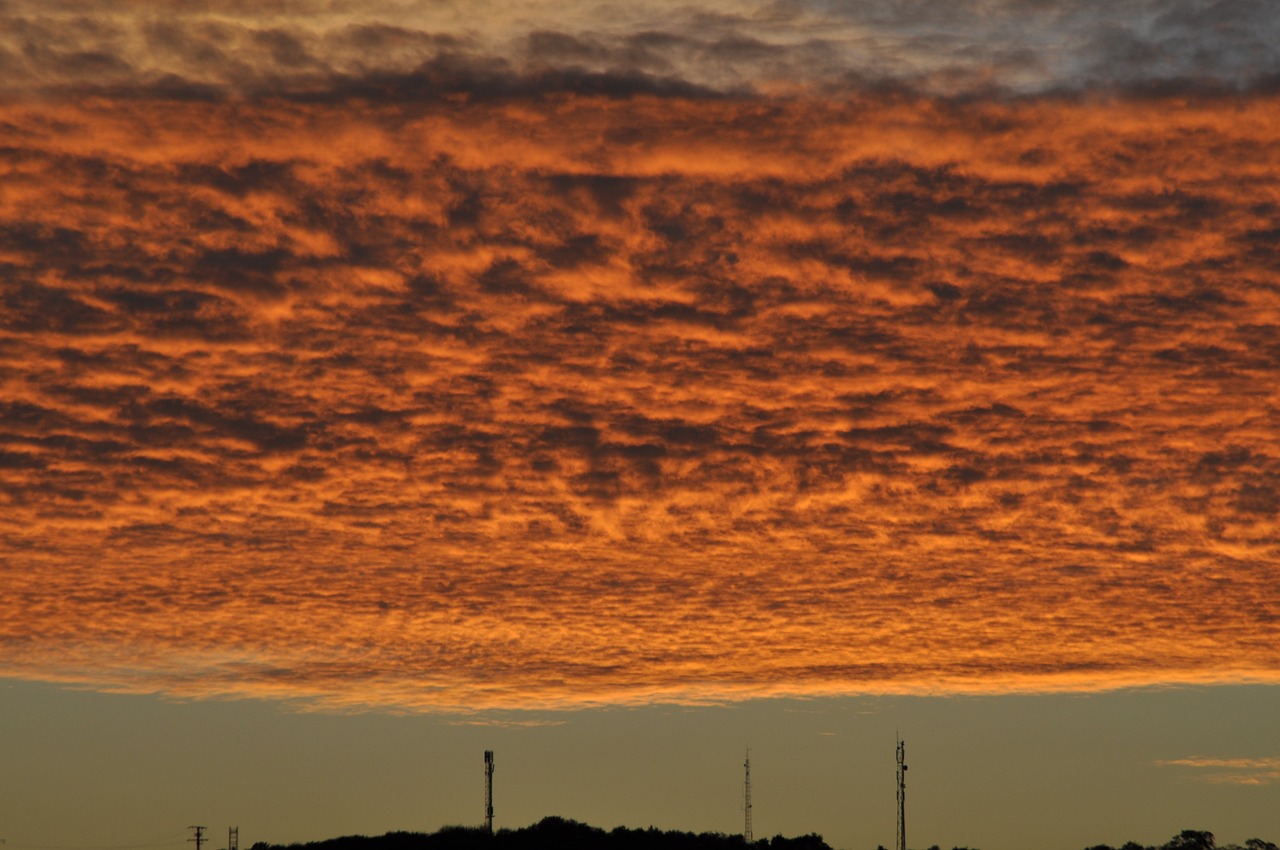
[
  {"xmin": 1166, "ymin": 831, "xmax": 1215, "ymax": 850},
  {"xmin": 767, "ymin": 835, "xmax": 828, "ymax": 850}
]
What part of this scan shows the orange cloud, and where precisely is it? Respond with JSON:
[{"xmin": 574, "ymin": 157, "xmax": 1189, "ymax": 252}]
[
  {"xmin": 1156, "ymin": 757, "xmax": 1280, "ymax": 786},
  {"xmin": 1157, "ymin": 758, "xmax": 1280, "ymax": 769},
  {"xmin": 1, "ymin": 91, "xmax": 1278, "ymax": 712}
]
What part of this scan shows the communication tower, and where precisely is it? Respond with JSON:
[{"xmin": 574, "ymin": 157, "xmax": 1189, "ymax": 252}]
[
  {"xmin": 228, "ymin": 828, "xmax": 238, "ymax": 850},
  {"xmin": 484, "ymin": 750, "xmax": 495, "ymax": 833},
  {"xmin": 743, "ymin": 749, "xmax": 753, "ymax": 843},
  {"xmin": 896, "ymin": 737, "xmax": 907, "ymax": 850}
]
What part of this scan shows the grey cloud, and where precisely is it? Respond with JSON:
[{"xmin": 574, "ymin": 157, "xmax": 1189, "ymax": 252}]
[{"xmin": 5, "ymin": 0, "xmax": 1279, "ymax": 97}]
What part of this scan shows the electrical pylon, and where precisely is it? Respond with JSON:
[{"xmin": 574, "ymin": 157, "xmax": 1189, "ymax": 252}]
[
  {"xmin": 484, "ymin": 750, "xmax": 495, "ymax": 833},
  {"xmin": 896, "ymin": 737, "xmax": 907, "ymax": 850}
]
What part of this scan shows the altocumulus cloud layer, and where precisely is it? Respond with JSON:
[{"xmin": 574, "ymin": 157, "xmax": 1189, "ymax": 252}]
[{"xmin": 1, "ymin": 1, "xmax": 1279, "ymax": 712}]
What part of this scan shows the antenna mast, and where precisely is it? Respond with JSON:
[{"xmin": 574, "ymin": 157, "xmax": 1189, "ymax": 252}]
[
  {"xmin": 484, "ymin": 750, "xmax": 495, "ymax": 833},
  {"xmin": 896, "ymin": 737, "xmax": 907, "ymax": 850},
  {"xmin": 743, "ymin": 749, "xmax": 753, "ymax": 843},
  {"xmin": 188, "ymin": 827, "xmax": 206, "ymax": 850}
]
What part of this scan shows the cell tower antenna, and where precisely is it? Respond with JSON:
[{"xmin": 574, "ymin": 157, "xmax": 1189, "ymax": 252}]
[
  {"xmin": 228, "ymin": 827, "xmax": 238, "ymax": 850},
  {"xmin": 188, "ymin": 826, "xmax": 207, "ymax": 850},
  {"xmin": 896, "ymin": 736, "xmax": 907, "ymax": 850},
  {"xmin": 743, "ymin": 748, "xmax": 753, "ymax": 843},
  {"xmin": 484, "ymin": 750, "xmax": 495, "ymax": 834}
]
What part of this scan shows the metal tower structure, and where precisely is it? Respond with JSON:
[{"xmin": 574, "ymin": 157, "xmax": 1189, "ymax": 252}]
[
  {"xmin": 743, "ymin": 749, "xmax": 753, "ymax": 843},
  {"xmin": 228, "ymin": 828, "xmax": 238, "ymax": 850},
  {"xmin": 896, "ymin": 737, "xmax": 907, "ymax": 850},
  {"xmin": 484, "ymin": 750, "xmax": 495, "ymax": 833}
]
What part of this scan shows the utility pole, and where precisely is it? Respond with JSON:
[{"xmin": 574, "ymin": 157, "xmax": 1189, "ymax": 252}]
[
  {"xmin": 743, "ymin": 748, "xmax": 753, "ymax": 843},
  {"xmin": 189, "ymin": 826, "xmax": 207, "ymax": 850},
  {"xmin": 484, "ymin": 750, "xmax": 495, "ymax": 834},
  {"xmin": 896, "ymin": 737, "xmax": 907, "ymax": 850}
]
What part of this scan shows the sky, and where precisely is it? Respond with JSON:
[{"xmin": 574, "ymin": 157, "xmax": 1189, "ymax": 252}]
[{"xmin": 1, "ymin": 1, "xmax": 1278, "ymax": 849}]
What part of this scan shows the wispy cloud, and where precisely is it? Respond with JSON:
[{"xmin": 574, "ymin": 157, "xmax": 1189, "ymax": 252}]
[
  {"xmin": 1158, "ymin": 757, "xmax": 1280, "ymax": 769},
  {"xmin": 1156, "ymin": 757, "xmax": 1280, "ymax": 785}
]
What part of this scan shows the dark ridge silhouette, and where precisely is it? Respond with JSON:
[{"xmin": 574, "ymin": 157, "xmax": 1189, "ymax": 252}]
[
  {"xmin": 249, "ymin": 817, "xmax": 829, "ymax": 850},
  {"xmin": 249, "ymin": 823, "xmax": 1279, "ymax": 850}
]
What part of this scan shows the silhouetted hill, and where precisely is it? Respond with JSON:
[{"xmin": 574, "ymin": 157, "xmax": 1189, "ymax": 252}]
[{"xmin": 250, "ymin": 817, "xmax": 830, "ymax": 850}]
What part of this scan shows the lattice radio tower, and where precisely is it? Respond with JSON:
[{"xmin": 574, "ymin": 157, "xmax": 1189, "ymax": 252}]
[
  {"xmin": 743, "ymin": 749, "xmax": 753, "ymax": 843},
  {"xmin": 484, "ymin": 750, "xmax": 495, "ymax": 834},
  {"xmin": 228, "ymin": 828, "xmax": 238, "ymax": 850},
  {"xmin": 896, "ymin": 736, "xmax": 907, "ymax": 850}
]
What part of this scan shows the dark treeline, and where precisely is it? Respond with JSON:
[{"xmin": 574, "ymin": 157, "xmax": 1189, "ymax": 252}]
[
  {"xmin": 250, "ymin": 821, "xmax": 1278, "ymax": 850},
  {"xmin": 885, "ymin": 833, "xmax": 1278, "ymax": 850},
  {"xmin": 1083, "ymin": 831, "xmax": 1278, "ymax": 850},
  {"xmin": 249, "ymin": 817, "xmax": 831, "ymax": 850}
]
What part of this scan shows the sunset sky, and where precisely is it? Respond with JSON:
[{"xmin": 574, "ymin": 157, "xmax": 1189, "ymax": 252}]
[{"xmin": 1, "ymin": 1, "xmax": 1278, "ymax": 849}]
